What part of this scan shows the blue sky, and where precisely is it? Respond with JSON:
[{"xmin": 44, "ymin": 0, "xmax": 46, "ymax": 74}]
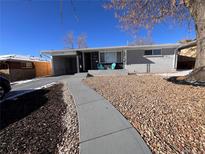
[{"xmin": 0, "ymin": 0, "xmax": 196, "ymax": 57}]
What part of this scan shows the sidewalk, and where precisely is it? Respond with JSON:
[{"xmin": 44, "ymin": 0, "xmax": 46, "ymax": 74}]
[{"xmin": 67, "ymin": 75, "xmax": 151, "ymax": 154}]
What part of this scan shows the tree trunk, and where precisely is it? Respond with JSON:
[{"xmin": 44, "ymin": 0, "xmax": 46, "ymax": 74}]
[
  {"xmin": 186, "ymin": 0, "xmax": 205, "ymax": 82},
  {"xmin": 194, "ymin": 2, "xmax": 205, "ymax": 68}
]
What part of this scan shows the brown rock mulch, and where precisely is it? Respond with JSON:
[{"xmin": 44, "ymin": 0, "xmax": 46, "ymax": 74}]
[
  {"xmin": 0, "ymin": 83, "xmax": 79, "ymax": 154},
  {"xmin": 57, "ymin": 82, "xmax": 79, "ymax": 154},
  {"xmin": 84, "ymin": 75, "xmax": 205, "ymax": 154}
]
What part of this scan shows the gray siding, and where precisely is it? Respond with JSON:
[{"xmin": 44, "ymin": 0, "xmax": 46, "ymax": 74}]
[
  {"xmin": 52, "ymin": 56, "xmax": 77, "ymax": 75},
  {"xmin": 162, "ymin": 48, "xmax": 175, "ymax": 55},
  {"xmin": 125, "ymin": 48, "xmax": 177, "ymax": 73}
]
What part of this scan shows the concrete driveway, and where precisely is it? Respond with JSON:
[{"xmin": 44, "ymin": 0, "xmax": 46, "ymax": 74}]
[{"xmin": 2, "ymin": 75, "xmax": 71, "ymax": 101}]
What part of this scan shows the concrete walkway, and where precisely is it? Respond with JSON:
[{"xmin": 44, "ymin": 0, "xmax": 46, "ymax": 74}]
[{"xmin": 68, "ymin": 75, "xmax": 151, "ymax": 154}]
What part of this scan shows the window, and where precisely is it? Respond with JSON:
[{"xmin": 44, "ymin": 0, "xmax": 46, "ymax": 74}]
[
  {"xmin": 100, "ymin": 52, "xmax": 122, "ymax": 63},
  {"xmin": 144, "ymin": 49, "xmax": 161, "ymax": 56},
  {"xmin": 26, "ymin": 62, "xmax": 33, "ymax": 68},
  {"xmin": 153, "ymin": 49, "xmax": 161, "ymax": 55},
  {"xmin": 100, "ymin": 53, "xmax": 105, "ymax": 62},
  {"xmin": 21, "ymin": 62, "xmax": 33, "ymax": 69},
  {"xmin": 144, "ymin": 50, "xmax": 152, "ymax": 55},
  {"xmin": 0, "ymin": 63, "xmax": 8, "ymax": 69}
]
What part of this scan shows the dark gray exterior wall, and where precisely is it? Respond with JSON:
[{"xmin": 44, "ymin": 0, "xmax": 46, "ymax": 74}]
[
  {"xmin": 52, "ymin": 56, "xmax": 77, "ymax": 75},
  {"xmin": 125, "ymin": 48, "xmax": 177, "ymax": 73}
]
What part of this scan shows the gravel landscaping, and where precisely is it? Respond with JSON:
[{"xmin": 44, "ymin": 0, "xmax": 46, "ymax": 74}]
[
  {"xmin": 84, "ymin": 75, "xmax": 205, "ymax": 154},
  {"xmin": 0, "ymin": 83, "xmax": 79, "ymax": 154},
  {"xmin": 57, "ymin": 81, "xmax": 79, "ymax": 154}
]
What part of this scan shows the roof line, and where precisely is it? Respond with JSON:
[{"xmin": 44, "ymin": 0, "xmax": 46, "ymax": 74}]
[
  {"xmin": 178, "ymin": 40, "xmax": 197, "ymax": 50},
  {"xmin": 41, "ymin": 43, "xmax": 180, "ymax": 54},
  {"xmin": 0, "ymin": 54, "xmax": 49, "ymax": 62}
]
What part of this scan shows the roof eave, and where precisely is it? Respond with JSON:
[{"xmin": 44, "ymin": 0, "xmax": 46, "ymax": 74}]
[
  {"xmin": 178, "ymin": 41, "xmax": 197, "ymax": 50},
  {"xmin": 41, "ymin": 43, "xmax": 180, "ymax": 55}
]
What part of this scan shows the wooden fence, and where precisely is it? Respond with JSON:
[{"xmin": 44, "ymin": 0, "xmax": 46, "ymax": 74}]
[{"xmin": 33, "ymin": 61, "xmax": 52, "ymax": 77}]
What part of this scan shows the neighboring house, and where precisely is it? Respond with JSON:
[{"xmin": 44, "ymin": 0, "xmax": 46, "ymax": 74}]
[
  {"xmin": 0, "ymin": 55, "xmax": 52, "ymax": 82},
  {"xmin": 177, "ymin": 40, "xmax": 197, "ymax": 70},
  {"xmin": 42, "ymin": 43, "xmax": 180, "ymax": 75}
]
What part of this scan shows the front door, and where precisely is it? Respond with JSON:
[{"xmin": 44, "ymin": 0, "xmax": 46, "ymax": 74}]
[
  {"xmin": 84, "ymin": 52, "xmax": 91, "ymax": 71},
  {"xmin": 91, "ymin": 52, "xmax": 99, "ymax": 70}
]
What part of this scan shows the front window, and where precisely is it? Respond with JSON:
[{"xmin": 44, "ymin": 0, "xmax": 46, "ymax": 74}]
[
  {"xmin": 0, "ymin": 63, "xmax": 8, "ymax": 69},
  {"xmin": 21, "ymin": 62, "xmax": 33, "ymax": 69},
  {"xmin": 100, "ymin": 52, "xmax": 122, "ymax": 63},
  {"xmin": 144, "ymin": 50, "xmax": 152, "ymax": 55},
  {"xmin": 153, "ymin": 49, "xmax": 161, "ymax": 55},
  {"xmin": 144, "ymin": 49, "xmax": 162, "ymax": 56}
]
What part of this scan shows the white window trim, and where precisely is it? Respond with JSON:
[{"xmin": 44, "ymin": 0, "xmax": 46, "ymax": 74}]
[{"xmin": 99, "ymin": 51, "xmax": 123, "ymax": 63}]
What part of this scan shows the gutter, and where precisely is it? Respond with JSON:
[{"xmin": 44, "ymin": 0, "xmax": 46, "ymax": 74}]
[{"xmin": 177, "ymin": 40, "xmax": 197, "ymax": 50}]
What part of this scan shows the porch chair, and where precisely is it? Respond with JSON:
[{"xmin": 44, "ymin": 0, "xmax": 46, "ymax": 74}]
[
  {"xmin": 111, "ymin": 63, "xmax": 116, "ymax": 70},
  {"xmin": 97, "ymin": 63, "xmax": 104, "ymax": 70}
]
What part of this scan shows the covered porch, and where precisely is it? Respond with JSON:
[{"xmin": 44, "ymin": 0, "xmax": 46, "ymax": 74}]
[
  {"xmin": 49, "ymin": 49, "xmax": 126, "ymax": 76},
  {"xmin": 44, "ymin": 46, "xmax": 129, "ymax": 76},
  {"xmin": 78, "ymin": 50, "xmax": 125, "ymax": 72}
]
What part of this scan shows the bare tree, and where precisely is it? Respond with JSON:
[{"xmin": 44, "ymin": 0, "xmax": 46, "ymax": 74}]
[
  {"xmin": 64, "ymin": 31, "xmax": 74, "ymax": 49},
  {"xmin": 105, "ymin": 0, "xmax": 205, "ymax": 81},
  {"xmin": 129, "ymin": 38, "xmax": 154, "ymax": 46},
  {"xmin": 77, "ymin": 33, "xmax": 88, "ymax": 48},
  {"xmin": 129, "ymin": 33, "xmax": 154, "ymax": 46}
]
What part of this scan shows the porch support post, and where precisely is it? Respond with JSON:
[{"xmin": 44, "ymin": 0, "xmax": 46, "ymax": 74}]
[
  {"xmin": 173, "ymin": 48, "xmax": 179, "ymax": 70},
  {"xmin": 123, "ymin": 49, "xmax": 127, "ymax": 69},
  {"xmin": 82, "ymin": 52, "xmax": 85, "ymax": 71},
  {"xmin": 76, "ymin": 55, "xmax": 80, "ymax": 73}
]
